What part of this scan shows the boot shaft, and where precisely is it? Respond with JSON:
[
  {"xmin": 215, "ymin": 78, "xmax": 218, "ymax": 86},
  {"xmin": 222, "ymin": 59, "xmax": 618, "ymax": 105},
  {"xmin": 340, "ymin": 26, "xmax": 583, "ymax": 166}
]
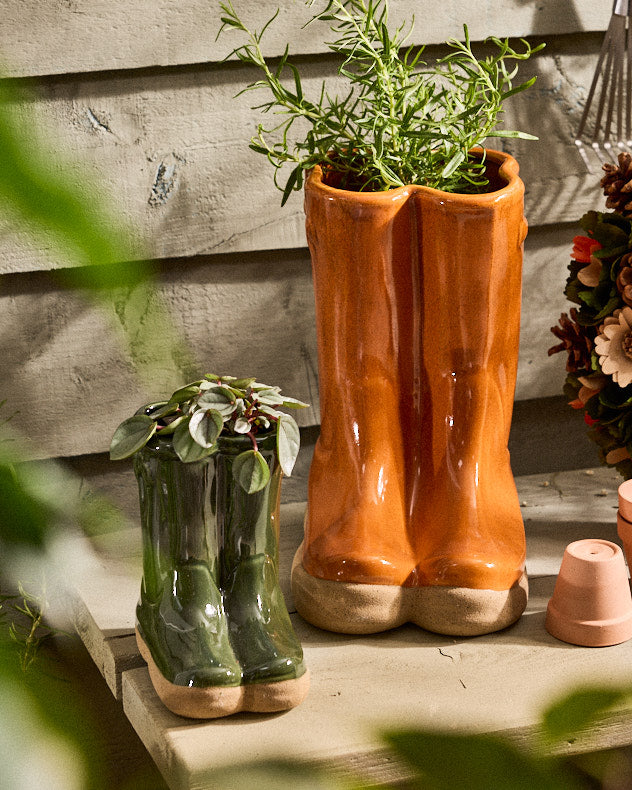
[
  {"xmin": 134, "ymin": 433, "xmax": 281, "ymax": 596},
  {"xmin": 302, "ymin": 150, "xmax": 527, "ymax": 590},
  {"xmin": 134, "ymin": 440, "xmax": 219, "ymax": 600}
]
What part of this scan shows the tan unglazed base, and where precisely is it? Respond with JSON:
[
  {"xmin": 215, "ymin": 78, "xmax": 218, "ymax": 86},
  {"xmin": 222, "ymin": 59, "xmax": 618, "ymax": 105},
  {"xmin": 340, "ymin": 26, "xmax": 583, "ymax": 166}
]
[
  {"xmin": 136, "ymin": 629, "xmax": 310, "ymax": 719},
  {"xmin": 291, "ymin": 544, "xmax": 528, "ymax": 637}
]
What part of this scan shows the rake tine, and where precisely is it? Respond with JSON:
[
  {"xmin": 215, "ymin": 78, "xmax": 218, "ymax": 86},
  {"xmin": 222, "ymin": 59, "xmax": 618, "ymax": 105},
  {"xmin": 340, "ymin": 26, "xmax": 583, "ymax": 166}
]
[
  {"xmin": 575, "ymin": 140, "xmax": 595, "ymax": 173},
  {"xmin": 612, "ymin": 16, "xmax": 625, "ymax": 141},
  {"xmin": 627, "ymin": 10, "xmax": 632, "ymax": 142},
  {"xmin": 593, "ymin": 28, "xmax": 618, "ymax": 143},
  {"xmin": 576, "ymin": 23, "xmax": 613, "ymax": 141},
  {"xmin": 576, "ymin": 0, "xmax": 632, "ymax": 166}
]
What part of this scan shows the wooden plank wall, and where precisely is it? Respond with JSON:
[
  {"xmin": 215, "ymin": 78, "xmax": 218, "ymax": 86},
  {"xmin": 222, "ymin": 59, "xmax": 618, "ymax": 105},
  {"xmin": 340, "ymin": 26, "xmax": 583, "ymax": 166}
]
[{"xmin": 0, "ymin": 1, "xmax": 614, "ymax": 460}]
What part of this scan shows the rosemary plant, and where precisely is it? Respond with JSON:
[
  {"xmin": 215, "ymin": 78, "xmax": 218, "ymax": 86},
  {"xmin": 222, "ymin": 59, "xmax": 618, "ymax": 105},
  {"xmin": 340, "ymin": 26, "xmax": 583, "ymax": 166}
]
[{"xmin": 218, "ymin": 0, "xmax": 544, "ymax": 202}]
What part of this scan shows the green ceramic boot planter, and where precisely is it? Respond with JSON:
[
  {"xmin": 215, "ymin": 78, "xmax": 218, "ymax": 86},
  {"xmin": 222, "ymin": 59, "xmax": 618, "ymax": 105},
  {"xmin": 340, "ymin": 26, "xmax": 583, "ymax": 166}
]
[
  {"xmin": 218, "ymin": 435, "xmax": 309, "ymax": 709},
  {"xmin": 134, "ymin": 440, "xmax": 243, "ymax": 718},
  {"xmin": 111, "ymin": 377, "xmax": 310, "ymax": 719},
  {"xmin": 134, "ymin": 435, "xmax": 309, "ymax": 718}
]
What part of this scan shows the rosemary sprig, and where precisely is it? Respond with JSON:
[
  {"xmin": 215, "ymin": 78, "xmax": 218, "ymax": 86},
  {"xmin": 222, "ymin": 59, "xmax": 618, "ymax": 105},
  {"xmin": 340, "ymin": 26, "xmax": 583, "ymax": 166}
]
[{"xmin": 218, "ymin": 0, "xmax": 544, "ymax": 203}]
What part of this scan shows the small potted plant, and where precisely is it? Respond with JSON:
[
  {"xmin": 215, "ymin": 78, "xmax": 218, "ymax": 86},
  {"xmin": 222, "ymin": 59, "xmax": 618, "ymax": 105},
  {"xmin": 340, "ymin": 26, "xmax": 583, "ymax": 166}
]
[
  {"xmin": 110, "ymin": 375, "xmax": 310, "ymax": 718},
  {"xmin": 219, "ymin": 0, "xmax": 543, "ymax": 636}
]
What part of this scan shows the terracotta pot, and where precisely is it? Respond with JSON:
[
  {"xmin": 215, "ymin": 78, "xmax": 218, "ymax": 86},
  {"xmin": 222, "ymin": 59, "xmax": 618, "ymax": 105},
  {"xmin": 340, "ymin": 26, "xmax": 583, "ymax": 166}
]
[
  {"xmin": 618, "ymin": 481, "xmax": 632, "ymax": 568},
  {"xmin": 619, "ymin": 479, "xmax": 632, "ymax": 521},
  {"xmin": 545, "ymin": 539, "xmax": 632, "ymax": 647},
  {"xmin": 291, "ymin": 150, "xmax": 529, "ymax": 636}
]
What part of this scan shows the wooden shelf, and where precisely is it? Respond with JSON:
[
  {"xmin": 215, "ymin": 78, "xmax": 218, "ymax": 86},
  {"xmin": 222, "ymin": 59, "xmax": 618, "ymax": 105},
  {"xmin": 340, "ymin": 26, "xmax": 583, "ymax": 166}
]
[{"xmin": 69, "ymin": 466, "xmax": 632, "ymax": 789}]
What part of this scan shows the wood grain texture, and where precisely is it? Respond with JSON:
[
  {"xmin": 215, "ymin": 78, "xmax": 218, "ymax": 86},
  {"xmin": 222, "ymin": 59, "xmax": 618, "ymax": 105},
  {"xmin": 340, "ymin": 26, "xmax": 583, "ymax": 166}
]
[
  {"xmin": 0, "ymin": 251, "xmax": 319, "ymax": 459},
  {"xmin": 0, "ymin": 220, "xmax": 579, "ymax": 459},
  {"xmin": 0, "ymin": 0, "xmax": 611, "ymax": 79},
  {"xmin": 65, "ymin": 465, "xmax": 632, "ymax": 790},
  {"xmin": 0, "ymin": 37, "xmax": 607, "ymax": 274},
  {"xmin": 518, "ymin": 223, "xmax": 580, "ymax": 402}
]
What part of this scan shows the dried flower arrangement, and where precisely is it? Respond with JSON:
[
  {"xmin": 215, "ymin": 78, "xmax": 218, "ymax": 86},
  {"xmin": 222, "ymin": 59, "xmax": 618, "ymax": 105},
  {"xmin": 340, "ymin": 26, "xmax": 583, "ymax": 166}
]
[{"xmin": 550, "ymin": 152, "xmax": 632, "ymax": 477}]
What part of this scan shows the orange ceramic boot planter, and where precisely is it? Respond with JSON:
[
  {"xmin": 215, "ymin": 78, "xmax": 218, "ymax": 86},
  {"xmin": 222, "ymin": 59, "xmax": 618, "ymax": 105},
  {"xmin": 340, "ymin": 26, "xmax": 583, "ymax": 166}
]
[
  {"xmin": 291, "ymin": 150, "xmax": 529, "ymax": 635},
  {"xmin": 291, "ymin": 178, "xmax": 418, "ymax": 632},
  {"xmin": 405, "ymin": 157, "xmax": 528, "ymax": 634}
]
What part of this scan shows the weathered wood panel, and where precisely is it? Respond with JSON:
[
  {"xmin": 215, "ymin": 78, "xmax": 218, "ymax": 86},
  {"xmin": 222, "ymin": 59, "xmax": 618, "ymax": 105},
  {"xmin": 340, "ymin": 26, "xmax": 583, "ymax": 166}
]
[
  {"xmin": 0, "ymin": 37, "xmax": 609, "ymax": 274},
  {"xmin": 0, "ymin": 250, "xmax": 319, "ymax": 459},
  {"xmin": 0, "ymin": 0, "xmax": 611, "ymax": 79},
  {"xmin": 518, "ymin": 223, "xmax": 578, "ymax": 402},
  {"xmin": 0, "ymin": 221, "xmax": 579, "ymax": 459}
]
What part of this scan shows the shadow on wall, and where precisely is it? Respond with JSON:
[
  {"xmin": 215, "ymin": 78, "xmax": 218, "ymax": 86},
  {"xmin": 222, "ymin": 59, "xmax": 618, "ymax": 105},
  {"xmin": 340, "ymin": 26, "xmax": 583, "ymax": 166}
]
[
  {"xmin": 509, "ymin": 395, "xmax": 598, "ymax": 475},
  {"xmin": 515, "ymin": 0, "xmax": 583, "ymax": 36}
]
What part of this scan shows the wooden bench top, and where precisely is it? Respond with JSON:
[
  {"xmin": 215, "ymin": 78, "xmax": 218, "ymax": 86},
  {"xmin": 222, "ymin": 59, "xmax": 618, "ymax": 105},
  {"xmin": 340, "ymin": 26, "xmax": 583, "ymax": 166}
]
[{"xmin": 68, "ymin": 465, "xmax": 632, "ymax": 789}]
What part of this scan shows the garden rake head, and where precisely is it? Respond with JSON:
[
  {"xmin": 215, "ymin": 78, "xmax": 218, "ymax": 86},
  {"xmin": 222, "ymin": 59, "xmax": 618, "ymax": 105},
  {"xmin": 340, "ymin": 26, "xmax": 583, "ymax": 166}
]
[{"xmin": 575, "ymin": 0, "xmax": 632, "ymax": 170}]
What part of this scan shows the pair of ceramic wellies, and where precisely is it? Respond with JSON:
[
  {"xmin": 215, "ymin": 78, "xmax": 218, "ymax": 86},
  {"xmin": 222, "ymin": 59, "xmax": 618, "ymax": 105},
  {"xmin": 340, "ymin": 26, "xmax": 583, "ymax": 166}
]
[
  {"xmin": 134, "ymin": 435, "xmax": 309, "ymax": 719},
  {"xmin": 291, "ymin": 152, "xmax": 529, "ymax": 638}
]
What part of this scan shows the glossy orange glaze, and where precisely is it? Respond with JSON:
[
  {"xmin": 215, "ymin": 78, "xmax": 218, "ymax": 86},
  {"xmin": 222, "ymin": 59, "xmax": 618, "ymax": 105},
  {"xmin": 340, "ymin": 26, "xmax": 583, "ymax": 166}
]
[{"xmin": 303, "ymin": 150, "xmax": 527, "ymax": 591}]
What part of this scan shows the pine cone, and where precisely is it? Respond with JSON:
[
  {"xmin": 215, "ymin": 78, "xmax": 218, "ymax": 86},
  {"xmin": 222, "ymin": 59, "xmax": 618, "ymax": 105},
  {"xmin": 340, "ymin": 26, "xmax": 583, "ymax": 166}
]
[
  {"xmin": 617, "ymin": 252, "xmax": 632, "ymax": 306},
  {"xmin": 549, "ymin": 308, "xmax": 593, "ymax": 372},
  {"xmin": 602, "ymin": 152, "xmax": 632, "ymax": 214}
]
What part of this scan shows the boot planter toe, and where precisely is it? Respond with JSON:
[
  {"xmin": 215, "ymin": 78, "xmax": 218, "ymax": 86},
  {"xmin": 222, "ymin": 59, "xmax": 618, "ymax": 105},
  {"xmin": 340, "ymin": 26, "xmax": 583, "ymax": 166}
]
[
  {"xmin": 134, "ymin": 433, "xmax": 308, "ymax": 718},
  {"xmin": 293, "ymin": 150, "xmax": 528, "ymax": 637},
  {"xmin": 291, "ymin": 540, "xmax": 408, "ymax": 634},
  {"xmin": 224, "ymin": 554, "xmax": 309, "ymax": 709},
  {"xmin": 135, "ymin": 627, "xmax": 244, "ymax": 719},
  {"xmin": 136, "ymin": 560, "xmax": 242, "ymax": 687}
]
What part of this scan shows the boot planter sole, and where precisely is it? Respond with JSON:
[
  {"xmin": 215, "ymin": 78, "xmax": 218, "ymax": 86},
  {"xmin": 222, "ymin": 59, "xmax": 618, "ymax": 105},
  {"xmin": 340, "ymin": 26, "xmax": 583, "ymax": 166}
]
[
  {"xmin": 292, "ymin": 544, "xmax": 528, "ymax": 637},
  {"xmin": 136, "ymin": 629, "xmax": 310, "ymax": 719}
]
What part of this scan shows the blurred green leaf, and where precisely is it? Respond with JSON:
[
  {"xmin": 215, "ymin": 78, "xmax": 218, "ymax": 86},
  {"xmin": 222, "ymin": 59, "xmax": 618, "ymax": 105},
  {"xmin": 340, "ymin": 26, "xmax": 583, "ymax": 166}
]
[
  {"xmin": 0, "ymin": 80, "xmax": 195, "ymax": 387},
  {"xmin": 541, "ymin": 687, "xmax": 631, "ymax": 745},
  {"xmin": 0, "ymin": 664, "xmax": 87, "ymax": 790},
  {"xmin": 385, "ymin": 730, "xmax": 584, "ymax": 790},
  {"xmin": 0, "ymin": 81, "xmax": 129, "ymax": 272},
  {"xmin": 0, "ymin": 464, "xmax": 49, "ymax": 548}
]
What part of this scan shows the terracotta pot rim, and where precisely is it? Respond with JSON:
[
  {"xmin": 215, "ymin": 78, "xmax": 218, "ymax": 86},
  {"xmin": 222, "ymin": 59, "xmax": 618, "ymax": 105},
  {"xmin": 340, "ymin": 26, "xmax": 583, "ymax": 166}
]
[
  {"xmin": 306, "ymin": 147, "xmax": 522, "ymax": 205},
  {"xmin": 619, "ymin": 479, "xmax": 632, "ymax": 521}
]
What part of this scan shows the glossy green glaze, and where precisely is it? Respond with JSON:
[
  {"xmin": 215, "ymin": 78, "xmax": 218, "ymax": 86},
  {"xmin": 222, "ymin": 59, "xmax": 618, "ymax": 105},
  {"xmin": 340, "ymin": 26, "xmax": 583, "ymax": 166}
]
[{"xmin": 134, "ymin": 432, "xmax": 306, "ymax": 689}]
